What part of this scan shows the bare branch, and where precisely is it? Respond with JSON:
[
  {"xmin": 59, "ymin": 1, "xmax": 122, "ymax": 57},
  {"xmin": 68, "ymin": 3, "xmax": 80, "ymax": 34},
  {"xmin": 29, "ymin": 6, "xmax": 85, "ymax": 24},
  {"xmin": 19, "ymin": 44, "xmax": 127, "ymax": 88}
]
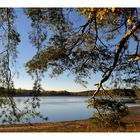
[
  {"xmin": 0, "ymin": 49, "xmax": 8, "ymax": 56},
  {"xmin": 107, "ymin": 20, "xmax": 127, "ymax": 33}
]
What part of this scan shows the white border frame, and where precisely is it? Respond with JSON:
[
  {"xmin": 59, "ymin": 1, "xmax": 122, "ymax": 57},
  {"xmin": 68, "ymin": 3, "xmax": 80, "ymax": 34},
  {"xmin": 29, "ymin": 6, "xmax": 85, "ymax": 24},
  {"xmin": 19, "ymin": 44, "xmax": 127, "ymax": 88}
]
[{"xmin": 0, "ymin": 0, "xmax": 140, "ymax": 7}]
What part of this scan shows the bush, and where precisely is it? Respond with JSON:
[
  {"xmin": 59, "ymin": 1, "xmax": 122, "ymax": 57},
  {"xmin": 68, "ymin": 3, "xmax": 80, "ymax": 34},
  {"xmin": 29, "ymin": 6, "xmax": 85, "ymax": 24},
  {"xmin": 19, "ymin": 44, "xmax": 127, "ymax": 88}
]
[{"xmin": 89, "ymin": 98, "xmax": 128, "ymax": 130}]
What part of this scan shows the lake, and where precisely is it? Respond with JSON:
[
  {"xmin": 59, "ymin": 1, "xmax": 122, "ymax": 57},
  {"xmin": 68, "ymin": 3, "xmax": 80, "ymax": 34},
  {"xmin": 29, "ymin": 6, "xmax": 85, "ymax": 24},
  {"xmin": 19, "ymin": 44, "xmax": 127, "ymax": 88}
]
[{"xmin": 0, "ymin": 96, "xmax": 139, "ymax": 124}]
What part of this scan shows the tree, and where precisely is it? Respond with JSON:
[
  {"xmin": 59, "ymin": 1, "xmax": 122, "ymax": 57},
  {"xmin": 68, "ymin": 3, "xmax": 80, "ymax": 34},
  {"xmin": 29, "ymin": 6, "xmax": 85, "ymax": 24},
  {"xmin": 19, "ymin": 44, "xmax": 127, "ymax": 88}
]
[
  {"xmin": 25, "ymin": 8, "xmax": 140, "ymax": 128},
  {"xmin": 26, "ymin": 8, "xmax": 140, "ymax": 98},
  {"xmin": 0, "ymin": 8, "xmax": 140, "ymax": 124},
  {"xmin": 0, "ymin": 8, "xmax": 22, "ymax": 123},
  {"xmin": 0, "ymin": 8, "xmax": 46, "ymax": 124}
]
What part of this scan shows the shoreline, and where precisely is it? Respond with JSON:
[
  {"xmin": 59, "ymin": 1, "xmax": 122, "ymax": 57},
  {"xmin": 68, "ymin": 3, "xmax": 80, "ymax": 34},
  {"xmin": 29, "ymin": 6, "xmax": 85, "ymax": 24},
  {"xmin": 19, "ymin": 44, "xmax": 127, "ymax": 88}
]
[{"xmin": 0, "ymin": 106, "xmax": 140, "ymax": 132}]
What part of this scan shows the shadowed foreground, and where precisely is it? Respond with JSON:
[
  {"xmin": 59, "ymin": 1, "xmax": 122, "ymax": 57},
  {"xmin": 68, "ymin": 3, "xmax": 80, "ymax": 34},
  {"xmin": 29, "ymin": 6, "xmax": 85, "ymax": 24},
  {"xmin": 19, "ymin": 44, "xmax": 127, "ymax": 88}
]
[{"xmin": 0, "ymin": 106, "xmax": 140, "ymax": 132}]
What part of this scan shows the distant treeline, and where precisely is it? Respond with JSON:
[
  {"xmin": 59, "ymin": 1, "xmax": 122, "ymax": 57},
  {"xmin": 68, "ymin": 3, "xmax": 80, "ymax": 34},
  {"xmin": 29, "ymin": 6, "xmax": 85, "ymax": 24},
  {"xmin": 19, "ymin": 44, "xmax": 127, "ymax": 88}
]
[
  {"xmin": 0, "ymin": 87, "xmax": 140, "ymax": 98},
  {"xmin": 40, "ymin": 89, "xmax": 139, "ymax": 98}
]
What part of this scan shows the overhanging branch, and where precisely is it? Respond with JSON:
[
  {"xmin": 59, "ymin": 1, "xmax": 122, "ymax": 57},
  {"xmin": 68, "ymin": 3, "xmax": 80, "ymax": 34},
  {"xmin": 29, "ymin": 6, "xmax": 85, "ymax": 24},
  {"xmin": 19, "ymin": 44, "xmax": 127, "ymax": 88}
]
[{"xmin": 92, "ymin": 20, "xmax": 140, "ymax": 98}]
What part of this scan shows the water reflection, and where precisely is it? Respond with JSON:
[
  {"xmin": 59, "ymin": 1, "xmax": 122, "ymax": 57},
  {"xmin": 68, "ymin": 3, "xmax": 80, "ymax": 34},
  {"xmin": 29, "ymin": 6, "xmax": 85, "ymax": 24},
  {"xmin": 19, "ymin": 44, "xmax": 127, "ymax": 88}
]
[{"xmin": 0, "ymin": 96, "xmax": 139, "ymax": 124}]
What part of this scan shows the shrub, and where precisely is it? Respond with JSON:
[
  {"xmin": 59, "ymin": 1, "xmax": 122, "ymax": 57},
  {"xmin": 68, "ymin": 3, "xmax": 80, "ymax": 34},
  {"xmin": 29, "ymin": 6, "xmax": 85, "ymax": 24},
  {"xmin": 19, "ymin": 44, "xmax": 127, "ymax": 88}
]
[{"xmin": 89, "ymin": 98, "xmax": 128, "ymax": 130}]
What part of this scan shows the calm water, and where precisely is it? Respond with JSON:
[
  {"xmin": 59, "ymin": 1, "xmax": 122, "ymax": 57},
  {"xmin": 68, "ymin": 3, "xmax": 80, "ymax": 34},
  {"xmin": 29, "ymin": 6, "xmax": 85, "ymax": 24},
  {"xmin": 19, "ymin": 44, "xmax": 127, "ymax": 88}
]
[
  {"xmin": 0, "ymin": 96, "xmax": 95, "ymax": 124},
  {"xmin": 0, "ymin": 96, "xmax": 139, "ymax": 124},
  {"xmin": 31, "ymin": 96, "xmax": 95, "ymax": 123}
]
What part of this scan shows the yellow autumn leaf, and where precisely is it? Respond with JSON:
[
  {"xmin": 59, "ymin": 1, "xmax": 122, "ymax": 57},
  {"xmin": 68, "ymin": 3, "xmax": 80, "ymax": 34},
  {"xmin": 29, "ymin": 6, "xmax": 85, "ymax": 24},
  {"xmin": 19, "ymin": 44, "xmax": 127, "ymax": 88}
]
[
  {"xmin": 133, "ymin": 56, "xmax": 140, "ymax": 61},
  {"xmin": 111, "ymin": 8, "xmax": 115, "ymax": 12},
  {"xmin": 90, "ymin": 8, "xmax": 94, "ymax": 12},
  {"xmin": 127, "ymin": 18, "xmax": 132, "ymax": 25},
  {"xmin": 100, "ymin": 15, "xmax": 103, "ymax": 20},
  {"xmin": 88, "ymin": 13, "xmax": 92, "ymax": 19}
]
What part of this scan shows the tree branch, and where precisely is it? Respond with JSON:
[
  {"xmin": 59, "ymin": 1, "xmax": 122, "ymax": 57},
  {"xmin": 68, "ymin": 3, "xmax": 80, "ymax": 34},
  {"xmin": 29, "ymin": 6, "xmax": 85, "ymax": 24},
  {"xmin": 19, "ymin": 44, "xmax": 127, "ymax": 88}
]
[
  {"xmin": 92, "ymin": 20, "xmax": 140, "ymax": 99},
  {"xmin": 0, "ymin": 49, "xmax": 8, "ymax": 56}
]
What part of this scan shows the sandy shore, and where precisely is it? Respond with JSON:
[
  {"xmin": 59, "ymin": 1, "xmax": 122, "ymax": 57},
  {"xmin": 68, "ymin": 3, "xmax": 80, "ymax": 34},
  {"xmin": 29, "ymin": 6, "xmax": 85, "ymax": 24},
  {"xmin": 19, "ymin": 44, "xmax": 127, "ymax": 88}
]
[{"xmin": 0, "ymin": 106, "xmax": 140, "ymax": 132}]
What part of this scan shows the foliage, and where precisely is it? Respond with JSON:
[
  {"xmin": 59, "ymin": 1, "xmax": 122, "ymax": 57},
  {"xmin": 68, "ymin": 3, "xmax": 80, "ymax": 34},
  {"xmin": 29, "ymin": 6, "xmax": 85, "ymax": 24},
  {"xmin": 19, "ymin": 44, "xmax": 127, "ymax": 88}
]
[
  {"xmin": 89, "ymin": 98, "xmax": 128, "ymax": 130},
  {"xmin": 0, "ymin": 8, "xmax": 46, "ymax": 124},
  {"xmin": 0, "ymin": 8, "xmax": 140, "ymax": 124},
  {"xmin": 0, "ymin": 8, "xmax": 20, "ymax": 90},
  {"xmin": 0, "ymin": 96, "xmax": 47, "ymax": 124},
  {"xmin": 26, "ymin": 8, "xmax": 140, "ymax": 91}
]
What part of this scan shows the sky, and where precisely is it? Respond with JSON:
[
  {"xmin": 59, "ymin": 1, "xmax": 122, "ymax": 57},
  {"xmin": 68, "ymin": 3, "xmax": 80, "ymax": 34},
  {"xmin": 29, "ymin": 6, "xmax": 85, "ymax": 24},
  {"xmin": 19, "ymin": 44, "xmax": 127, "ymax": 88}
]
[
  {"xmin": 11, "ymin": 8, "xmax": 139, "ymax": 92},
  {"xmin": 12, "ymin": 8, "xmax": 102, "ymax": 92}
]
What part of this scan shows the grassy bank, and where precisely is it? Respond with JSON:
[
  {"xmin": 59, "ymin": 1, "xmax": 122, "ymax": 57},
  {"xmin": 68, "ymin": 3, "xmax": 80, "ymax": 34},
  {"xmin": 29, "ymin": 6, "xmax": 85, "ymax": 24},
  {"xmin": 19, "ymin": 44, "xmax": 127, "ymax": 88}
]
[{"xmin": 0, "ymin": 106, "xmax": 140, "ymax": 132}]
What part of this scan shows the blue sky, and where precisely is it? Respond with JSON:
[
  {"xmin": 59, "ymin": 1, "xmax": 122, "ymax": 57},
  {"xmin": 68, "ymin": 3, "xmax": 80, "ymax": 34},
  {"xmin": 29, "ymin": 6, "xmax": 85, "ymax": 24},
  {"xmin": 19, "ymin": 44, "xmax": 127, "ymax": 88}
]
[
  {"xmin": 7, "ymin": 8, "xmax": 139, "ymax": 91},
  {"xmin": 12, "ymin": 8, "xmax": 139, "ymax": 91},
  {"xmin": 12, "ymin": 8, "xmax": 103, "ymax": 92}
]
